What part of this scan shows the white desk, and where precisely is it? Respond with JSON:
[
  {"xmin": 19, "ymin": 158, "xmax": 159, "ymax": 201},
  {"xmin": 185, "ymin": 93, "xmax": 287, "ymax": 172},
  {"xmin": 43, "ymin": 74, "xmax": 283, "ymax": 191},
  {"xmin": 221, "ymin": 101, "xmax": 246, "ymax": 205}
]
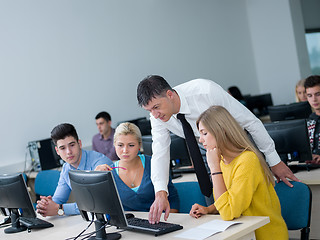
[
  {"xmin": 173, "ymin": 172, "xmax": 197, "ymax": 183},
  {"xmin": 0, "ymin": 212, "xmax": 269, "ymax": 240}
]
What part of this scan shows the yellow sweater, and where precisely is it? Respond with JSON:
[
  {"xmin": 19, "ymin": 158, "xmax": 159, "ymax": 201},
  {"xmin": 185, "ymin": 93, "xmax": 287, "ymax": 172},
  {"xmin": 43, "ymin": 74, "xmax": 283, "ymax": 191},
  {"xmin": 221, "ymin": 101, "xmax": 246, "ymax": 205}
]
[{"xmin": 213, "ymin": 151, "xmax": 288, "ymax": 240}]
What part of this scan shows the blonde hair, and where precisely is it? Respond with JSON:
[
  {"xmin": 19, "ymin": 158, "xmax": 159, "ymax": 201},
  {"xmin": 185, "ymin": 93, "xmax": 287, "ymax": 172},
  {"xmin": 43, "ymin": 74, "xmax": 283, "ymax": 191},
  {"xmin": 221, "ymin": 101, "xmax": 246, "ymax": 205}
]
[
  {"xmin": 295, "ymin": 79, "xmax": 306, "ymax": 102},
  {"xmin": 114, "ymin": 122, "xmax": 142, "ymax": 145},
  {"xmin": 197, "ymin": 106, "xmax": 274, "ymax": 186}
]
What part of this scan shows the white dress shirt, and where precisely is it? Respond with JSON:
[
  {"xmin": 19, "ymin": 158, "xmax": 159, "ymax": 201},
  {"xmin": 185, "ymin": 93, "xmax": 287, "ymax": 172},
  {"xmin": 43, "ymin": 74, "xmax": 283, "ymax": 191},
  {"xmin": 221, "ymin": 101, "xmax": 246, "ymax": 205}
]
[{"xmin": 150, "ymin": 79, "xmax": 281, "ymax": 194}]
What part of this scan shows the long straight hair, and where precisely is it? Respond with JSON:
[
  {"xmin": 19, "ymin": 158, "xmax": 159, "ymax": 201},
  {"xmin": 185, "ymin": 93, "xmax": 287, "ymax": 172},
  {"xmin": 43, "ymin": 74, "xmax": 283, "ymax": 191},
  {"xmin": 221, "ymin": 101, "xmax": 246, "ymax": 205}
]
[
  {"xmin": 197, "ymin": 106, "xmax": 274, "ymax": 186},
  {"xmin": 295, "ymin": 78, "xmax": 306, "ymax": 102}
]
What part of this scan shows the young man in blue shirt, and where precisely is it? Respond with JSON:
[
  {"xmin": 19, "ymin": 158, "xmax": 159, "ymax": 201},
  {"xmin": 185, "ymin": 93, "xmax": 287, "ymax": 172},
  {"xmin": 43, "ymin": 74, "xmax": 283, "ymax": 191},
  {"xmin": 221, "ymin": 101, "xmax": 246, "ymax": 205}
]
[{"xmin": 36, "ymin": 123, "xmax": 113, "ymax": 217}]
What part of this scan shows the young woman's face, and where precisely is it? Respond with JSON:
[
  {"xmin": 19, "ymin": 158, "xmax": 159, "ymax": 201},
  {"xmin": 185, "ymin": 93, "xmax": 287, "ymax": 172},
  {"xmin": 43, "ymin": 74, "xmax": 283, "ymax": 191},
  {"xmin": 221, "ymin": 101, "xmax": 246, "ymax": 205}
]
[
  {"xmin": 114, "ymin": 134, "xmax": 140, "ymax": 162},
  {"xmin": 198, "ymin": 121, "xmax": 217, "ymax": 151},
  {"xmin": 296, "ymin": 85, "xmax": 307, "ymax": 102}
]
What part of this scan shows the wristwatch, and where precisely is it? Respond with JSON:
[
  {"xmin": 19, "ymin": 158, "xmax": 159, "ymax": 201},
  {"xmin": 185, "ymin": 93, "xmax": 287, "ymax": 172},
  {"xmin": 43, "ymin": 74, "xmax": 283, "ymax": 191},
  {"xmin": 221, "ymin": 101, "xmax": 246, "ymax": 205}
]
[{"xmin": 58, "ymin": 204, "xmax": 64, "ymax": 216}]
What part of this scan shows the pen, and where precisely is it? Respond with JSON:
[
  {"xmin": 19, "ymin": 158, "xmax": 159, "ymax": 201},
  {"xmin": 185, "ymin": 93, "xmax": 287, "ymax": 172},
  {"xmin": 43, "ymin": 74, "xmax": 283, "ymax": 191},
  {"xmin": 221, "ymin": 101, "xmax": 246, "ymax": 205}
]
[{"xmin": 111, "ymin": 166, "xmax": 127, "ymax": 170}]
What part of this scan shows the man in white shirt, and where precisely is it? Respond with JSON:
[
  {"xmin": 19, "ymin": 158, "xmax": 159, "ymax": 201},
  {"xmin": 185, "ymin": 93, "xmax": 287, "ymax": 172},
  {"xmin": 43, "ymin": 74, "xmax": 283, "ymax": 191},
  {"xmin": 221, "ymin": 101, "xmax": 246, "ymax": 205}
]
[{"xmin": 137, "ymin": 75, "xmax": 299, "ymax": 224}]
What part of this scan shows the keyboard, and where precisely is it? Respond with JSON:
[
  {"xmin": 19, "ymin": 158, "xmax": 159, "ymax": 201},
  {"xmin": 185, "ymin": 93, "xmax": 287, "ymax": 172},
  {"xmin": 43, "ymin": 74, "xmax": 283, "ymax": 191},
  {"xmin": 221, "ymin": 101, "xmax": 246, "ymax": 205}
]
[
  {"xmin": 126, "ymin": 217, "xmax": 183, "ymax": 236},
  {"xmin": 289, "ymin": 163, "xmax": 320, "ymax": 173},
  {"xmin": 19, "ymin": 217, "xmax": 54, "ymax": 229},
  {"xmin": 172, "ymin": 166, "xmax": 195, "ymax": 174}
]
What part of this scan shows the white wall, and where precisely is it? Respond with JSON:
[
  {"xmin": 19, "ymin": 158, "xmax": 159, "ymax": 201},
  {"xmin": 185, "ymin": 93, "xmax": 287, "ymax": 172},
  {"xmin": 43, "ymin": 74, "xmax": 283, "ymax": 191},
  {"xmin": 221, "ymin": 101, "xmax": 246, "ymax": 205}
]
[
  {"xmin": 301, "ymin": 0, "xmax": 320, "ymax": 29},
  {"xmin": 246, "ymin": 0, "xmax": 311, "ymax": 105},
  {"xmin": 0, "ymin": 0, "xmax": 308, "ymax": 172}
]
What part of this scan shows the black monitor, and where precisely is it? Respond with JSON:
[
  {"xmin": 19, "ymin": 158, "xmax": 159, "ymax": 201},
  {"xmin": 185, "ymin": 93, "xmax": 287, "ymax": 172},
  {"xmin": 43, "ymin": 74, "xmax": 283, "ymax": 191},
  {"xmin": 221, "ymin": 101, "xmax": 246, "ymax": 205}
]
[
  {"xmin": 141, "ymin": 134, "xmax": 194, "ymax": 178},
  {"xmin": 117, "ymin": 117, "xmax": 151, "ymax": 136},
  {"xmin": 170, "ymin": 134, "xmax": 193, "ymax": 168},
  {"xmin": 28, "ymin": 138, "xmax": 61, "ymax": 171},
  {"xmin": 135, "ymin": 118, "xmax": 151, "ymax": 136},
  {"xmin": 268, "ymin": 101, "xmax": 312, "ymax": 122},
  {"xmin": 264, "ymin": 119, "xmax": 312, "ymax": 165},
  {"xmin": 245, "ymin": 93, "xmax": 273, "ymax": 116},
  {"xmin": 141, "ymin": 135, "xmax": 153, "ymax": 156},
  {"xmin": 142, "ymin": 134, "xmax": 192, "ymax": 167},
  {"xmin": 69, "ymin": 170, "xmax": 126, "ymax": 240},
  {"xmin": 0, "ymin": 173, "xmax": 35, "ymax": 233}
]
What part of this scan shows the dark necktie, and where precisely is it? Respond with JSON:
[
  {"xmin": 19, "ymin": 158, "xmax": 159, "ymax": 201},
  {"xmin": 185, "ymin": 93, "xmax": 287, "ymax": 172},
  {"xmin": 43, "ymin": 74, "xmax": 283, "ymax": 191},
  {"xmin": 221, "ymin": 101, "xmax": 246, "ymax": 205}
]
[{"xmin": 177, "ymin": 113, "xmax": 212, "ymax": 197}]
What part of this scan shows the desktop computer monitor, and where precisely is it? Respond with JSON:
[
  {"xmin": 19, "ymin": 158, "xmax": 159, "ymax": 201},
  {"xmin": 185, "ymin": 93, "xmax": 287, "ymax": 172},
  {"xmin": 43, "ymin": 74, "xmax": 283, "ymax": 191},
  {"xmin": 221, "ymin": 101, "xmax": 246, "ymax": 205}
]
[
  {"xmin": 245, "ymin": 93, "xmax": 273, "ymax": 116},
  {"xmin": 141, "ymin": 135, "xmax": 153, "ymax": 156},
  {"xmin": 0, "ymin": 173, "xmax": 36, "ymax": 233},
  {"xmin": 69, "ymin": 170, "xmax": 127, "ymax": 240},
  {"xmin": 141, "ymin": 134, "xmax": 192, "ymax": 167},
  {"xmin": 135, "ymin": 118, "xmax": 151, "ymax": 136},
  {"xmin": 28, "ymin": 138, "xmax": 61, "ymax": 171},
  {"xmin": 141, "ymin": 134, "xmax": 194, "ymax": 178},
  {"xmin": 264, "ymin": 119, "xmax": 312, "ymax": 164},
  {"xmin": 117, "ymin": 117, "xmax": 151, "ymax": 136},
  {"xmin": 268, "ymin": 101, "xmax": 312, "ymax": 122},
  {"xmin": 170, "ymin": 134, "xmax": 193, "ymax": 168},
  {"xmin": 69, "ymin": 170, "xmax": 183, "ymax": 239}
]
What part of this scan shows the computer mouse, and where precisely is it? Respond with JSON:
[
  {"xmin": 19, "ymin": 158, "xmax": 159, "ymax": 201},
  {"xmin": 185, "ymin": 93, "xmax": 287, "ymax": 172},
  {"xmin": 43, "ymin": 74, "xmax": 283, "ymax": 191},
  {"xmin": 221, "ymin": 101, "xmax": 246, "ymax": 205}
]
[{"xmin": 125, "ymin": 213, "xmax": 135, "ymax": 219}]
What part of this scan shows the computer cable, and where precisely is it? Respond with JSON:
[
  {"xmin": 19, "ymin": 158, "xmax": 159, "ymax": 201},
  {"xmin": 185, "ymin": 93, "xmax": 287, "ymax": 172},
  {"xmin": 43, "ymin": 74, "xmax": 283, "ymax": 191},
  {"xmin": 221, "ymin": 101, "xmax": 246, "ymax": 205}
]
[
  {"xmin": 65, "ymin": 213, "xmax": 94, "ymax": 240},
  {"xmin": 0, "ymin": 216, "xmax": 11, "ymax": 228},
  {"xmin": 80, "ymin": 221, "xmax": 110, "ymax": 240}
]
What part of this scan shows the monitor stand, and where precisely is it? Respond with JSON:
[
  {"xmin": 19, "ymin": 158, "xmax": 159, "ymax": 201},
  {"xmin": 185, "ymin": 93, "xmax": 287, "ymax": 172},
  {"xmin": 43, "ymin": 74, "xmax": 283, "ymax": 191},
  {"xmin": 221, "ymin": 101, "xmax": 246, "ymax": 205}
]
[
  {"xmin": 88, "ymin": 214, "xmax": 121, "ymax": 240},
  {"xmin": 4, "ymin": 212, "xmax": 27, "ymax": 234}
]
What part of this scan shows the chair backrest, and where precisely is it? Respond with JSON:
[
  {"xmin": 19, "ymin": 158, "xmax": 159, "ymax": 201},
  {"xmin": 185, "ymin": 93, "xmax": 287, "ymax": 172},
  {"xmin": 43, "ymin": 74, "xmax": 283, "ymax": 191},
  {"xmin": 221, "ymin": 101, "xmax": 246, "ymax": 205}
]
[
  {"xmin": 34, "ymin": 170, "xmax": 61, "ymax": 197},
  {"xmin": 274, "ymin": 181, "xmax": 312, "ymax": 240},
  {"xmin": 174, "ymin": 181, "xmax": 207, "ymax": 213}
]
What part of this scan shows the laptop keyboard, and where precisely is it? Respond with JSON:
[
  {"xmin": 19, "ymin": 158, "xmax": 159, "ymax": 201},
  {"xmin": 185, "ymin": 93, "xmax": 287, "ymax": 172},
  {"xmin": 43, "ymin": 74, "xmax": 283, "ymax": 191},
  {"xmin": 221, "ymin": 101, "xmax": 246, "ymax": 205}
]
[
  {"xmin": 19, "ymin": 217, "xmax": 54, "ymax": 229},
  {"xmin": 126, "ymin": 217, "xmax": 183, "ymax": 236}
]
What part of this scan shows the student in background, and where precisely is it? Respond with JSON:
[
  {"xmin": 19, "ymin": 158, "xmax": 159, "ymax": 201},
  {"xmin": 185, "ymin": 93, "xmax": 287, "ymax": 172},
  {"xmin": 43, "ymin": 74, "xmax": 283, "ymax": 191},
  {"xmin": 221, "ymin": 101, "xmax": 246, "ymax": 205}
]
[
  {"xmin": 96, "ymin": 122, "xmax": 179, "ymax": 212},
  {"xmin": 189, "ymin": 106, "xmax": 288, "ymax": 240},
  {"xmin": 227, "ymin": 86, "xmax": 246, "ymax": 106},
  {"xmin": 36, "ymin": 123, "xmax": 113, "ymax": 217},
  {"xmin": 295, "ymin": 78, "xmax": 307, "ymax": 102},
  {"xmin": 305, "ymin": 75, "xmax": 320, "ymax": 164},
  {"xmin": 92, "ymin": 111, "xmax": 119, "ymax": 160}
]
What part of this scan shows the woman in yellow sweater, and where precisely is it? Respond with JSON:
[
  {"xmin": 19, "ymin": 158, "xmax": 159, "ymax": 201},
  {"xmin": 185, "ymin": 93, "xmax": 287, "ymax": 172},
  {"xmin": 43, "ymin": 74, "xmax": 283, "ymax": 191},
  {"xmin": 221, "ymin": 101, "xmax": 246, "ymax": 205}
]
[{"xmin": 189, "ymin": 106, "xmax": 288, "ymax": 240}]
